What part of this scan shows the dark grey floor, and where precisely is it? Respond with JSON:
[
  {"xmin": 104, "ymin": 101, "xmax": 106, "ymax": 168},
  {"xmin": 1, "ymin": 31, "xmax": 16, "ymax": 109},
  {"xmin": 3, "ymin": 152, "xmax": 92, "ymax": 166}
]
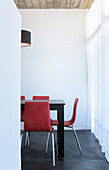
[{"xmin": 21, "ymin": 130, "xmax": 109, "ymax": 170}]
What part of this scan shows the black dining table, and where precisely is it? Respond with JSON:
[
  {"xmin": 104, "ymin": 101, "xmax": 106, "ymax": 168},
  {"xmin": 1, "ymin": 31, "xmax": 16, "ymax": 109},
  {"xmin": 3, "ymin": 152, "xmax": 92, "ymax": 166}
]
[{"xmin": 21, "ymin": 99, "xmax": 65, "ymax": 157}]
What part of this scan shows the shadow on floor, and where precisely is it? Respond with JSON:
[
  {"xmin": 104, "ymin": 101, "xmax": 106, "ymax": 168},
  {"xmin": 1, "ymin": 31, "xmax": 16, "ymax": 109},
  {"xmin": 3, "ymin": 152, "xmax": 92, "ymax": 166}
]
[{"xmin": 21, "ymin": 130, "xmax": 109, "ymax": 170}]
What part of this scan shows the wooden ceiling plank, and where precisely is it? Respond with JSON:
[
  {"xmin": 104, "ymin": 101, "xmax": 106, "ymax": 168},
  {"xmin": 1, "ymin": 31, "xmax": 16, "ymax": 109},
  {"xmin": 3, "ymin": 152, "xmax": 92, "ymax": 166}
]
[
  {"xmin": 60, "ymin": 0, "xmax": 67, "ymax": 8},
  {"xmin": 46, "ymin": 0, "xmax": 52, "ymax": 8},
  {"xmin": 25, "ymin": 0, "xmax": 33, "ymax": 8},
  {"xmin": 86, "ymin": 0, "xmax": 94, "ymax": 9},
  {"xmin": 14, "ymin": 0, "xmax": 94, "ymax": 9},
  {"xmin": 39, "ymin": 0, "xmax": 47, "ymax": 8},
  {"xmin": 31, "ymin": 0, "xmax": 40, "ymax": 8},
  {"xmin": 79, "ymin": 0, "xmax": 89, "ymax": 9},
  {"xmin": 70, "ymin": 0, "xmax": 81, "ymax": 8},
  {"xmin": 66, "ymin": 0, "xmax": 71, "ymax": 8},
  {"xmin": 52, "ymin": 0, "xmax": 60, "ymax": 9}
]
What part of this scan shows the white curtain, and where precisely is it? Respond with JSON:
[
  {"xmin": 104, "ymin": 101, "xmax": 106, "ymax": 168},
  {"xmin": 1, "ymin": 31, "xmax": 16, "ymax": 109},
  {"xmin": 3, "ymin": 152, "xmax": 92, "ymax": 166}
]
[{"xmin": 86, "ymin": 0, "xmax": 109, "ymax": 162}]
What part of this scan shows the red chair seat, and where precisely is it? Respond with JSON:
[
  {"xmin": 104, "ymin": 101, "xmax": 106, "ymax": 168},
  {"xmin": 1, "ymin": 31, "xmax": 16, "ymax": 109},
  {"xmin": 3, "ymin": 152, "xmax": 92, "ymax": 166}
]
[
  {"xmin": 64, "ymin": 121, "xmax": 72, "ymax": 126},
  {"xmin": 51, "ymin": 119, "xmax": 72, "ymax": 126},
  {"xmin": 51, "ymin": 119, "xmax": 58, "ymax": 126}
]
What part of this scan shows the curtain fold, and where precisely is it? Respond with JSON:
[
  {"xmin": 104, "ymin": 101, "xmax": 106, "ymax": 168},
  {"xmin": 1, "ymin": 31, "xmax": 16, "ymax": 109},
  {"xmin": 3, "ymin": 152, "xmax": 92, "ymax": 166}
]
[{"xmin": 86, "ymin": 0, "xmax": 109, "ymax": 162}]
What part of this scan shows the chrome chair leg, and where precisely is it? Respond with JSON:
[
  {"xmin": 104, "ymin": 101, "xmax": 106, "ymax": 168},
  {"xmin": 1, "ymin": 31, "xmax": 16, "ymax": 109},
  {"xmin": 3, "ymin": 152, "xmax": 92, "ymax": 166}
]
[
  {"xmin": 51, "ymin": 131, "xmax": 55, "ymax": 167},
  {"xmin": 25, "ymin": 132, "xmax": 30, "ymax": 146},
  {"xmin": 25, "ymin": 132, "xmax": 28, "ymax": 146},
  {"xmin": 27, "ymin": 132, "xmax": 30, "ymax": 145},
  {"xmin": 72, "ymin": 127, "xmax": 83, "ymax": 155},
  {"xmin": 52, "ymin": 128, "xmax": 57, "ymax": 156},
  {"xmin": 45, "ymin": 132, "xmax": 50, "ymax": 154}
]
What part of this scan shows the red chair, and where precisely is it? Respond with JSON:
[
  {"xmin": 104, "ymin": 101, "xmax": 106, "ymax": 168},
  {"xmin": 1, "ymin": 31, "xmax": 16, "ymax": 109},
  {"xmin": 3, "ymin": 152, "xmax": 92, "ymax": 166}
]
[
  {"xmin": 46, "ymin": 98, "xmax": 83, "ymax": 155},
  {"xmin": 23, "ymin": 102, "xmax": 55, "ymax": 167},
  {"xmin": 33, "ymin": 95, "xmax": 54, "ymax": 153},
  {"xmin": 21, "ymin": 96, "xmax": 30, "ymax": 146},
  {"xmin": 21, "ymin": 96, "xmax": 25, "ymax": 100},
  {"xmin": 25, "ymin": 96, "xmax": 50, "ymax": 146},
  {"xmin": 33, "ymin": 96, "xmax": 49, "ymax": 100}
]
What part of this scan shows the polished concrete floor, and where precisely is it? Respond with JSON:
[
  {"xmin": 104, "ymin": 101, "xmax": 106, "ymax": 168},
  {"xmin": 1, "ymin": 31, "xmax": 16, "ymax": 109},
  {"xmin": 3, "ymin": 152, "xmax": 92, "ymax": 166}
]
[{"xmin": 21, "ymin": 130, "xmax": 109, "ymax": 170}]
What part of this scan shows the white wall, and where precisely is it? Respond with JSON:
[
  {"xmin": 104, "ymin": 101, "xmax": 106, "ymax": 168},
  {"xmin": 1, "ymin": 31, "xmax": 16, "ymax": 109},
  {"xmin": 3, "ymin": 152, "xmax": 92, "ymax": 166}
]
[
  {"xmin": 0, "ymin": 0, "xmax": 21, "ymax": 170},
  {"xmin": 20, "ymin": 9, "xmax": 88, "ymax": 129}
]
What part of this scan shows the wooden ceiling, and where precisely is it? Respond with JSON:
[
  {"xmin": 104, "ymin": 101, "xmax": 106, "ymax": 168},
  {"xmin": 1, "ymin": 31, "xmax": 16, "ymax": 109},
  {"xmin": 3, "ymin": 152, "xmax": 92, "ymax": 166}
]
[{"xmin": 14, "ymin": 0, "xmax": 94, "ymax": 9}]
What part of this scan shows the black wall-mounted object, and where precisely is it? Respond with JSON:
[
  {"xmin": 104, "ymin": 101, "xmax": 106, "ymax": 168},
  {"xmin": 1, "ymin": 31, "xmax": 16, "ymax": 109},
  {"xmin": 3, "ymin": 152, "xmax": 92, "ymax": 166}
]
[{"xmin": 21, "ymin": 30, "xmax": 31, "ymax": 47}]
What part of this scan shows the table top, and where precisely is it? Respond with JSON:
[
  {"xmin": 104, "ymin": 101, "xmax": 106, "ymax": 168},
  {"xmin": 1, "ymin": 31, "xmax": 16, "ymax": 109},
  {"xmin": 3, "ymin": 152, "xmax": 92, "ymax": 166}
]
[{"xmin": 21, "ymin": 99, "xmax": 65, "ymax": 105}]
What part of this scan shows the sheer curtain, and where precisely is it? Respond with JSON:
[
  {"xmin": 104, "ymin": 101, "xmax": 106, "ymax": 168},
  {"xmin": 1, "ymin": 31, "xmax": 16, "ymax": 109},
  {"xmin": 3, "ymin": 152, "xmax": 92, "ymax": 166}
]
[{"xmin": 86, "ymin": 0, "xmax": 109, "ymax": 162}]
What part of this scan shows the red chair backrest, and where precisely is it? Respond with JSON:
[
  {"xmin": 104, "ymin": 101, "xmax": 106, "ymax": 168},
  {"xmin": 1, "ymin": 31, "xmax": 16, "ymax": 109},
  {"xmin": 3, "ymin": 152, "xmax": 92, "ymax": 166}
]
[
  {"xmin": 70, "ymin": 98, "xmax": 79, "ymax": 125},
  {"xmin": 24, "ymin": 102, "xmax": 52, "ymax": 132},
  {"xmin": 21, "ymin": 96, "xmax": 25, "ymax": 100},
  {"xmin": 33, "ymin": 96, "xmax": 49, "ymax": 100}
]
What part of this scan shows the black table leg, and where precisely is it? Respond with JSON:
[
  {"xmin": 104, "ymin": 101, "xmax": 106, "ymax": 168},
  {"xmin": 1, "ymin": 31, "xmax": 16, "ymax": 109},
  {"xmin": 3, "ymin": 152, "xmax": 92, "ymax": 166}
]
[{"xmin": 57, "ymin": 105, "xmax": 64, "ymax": 157}]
